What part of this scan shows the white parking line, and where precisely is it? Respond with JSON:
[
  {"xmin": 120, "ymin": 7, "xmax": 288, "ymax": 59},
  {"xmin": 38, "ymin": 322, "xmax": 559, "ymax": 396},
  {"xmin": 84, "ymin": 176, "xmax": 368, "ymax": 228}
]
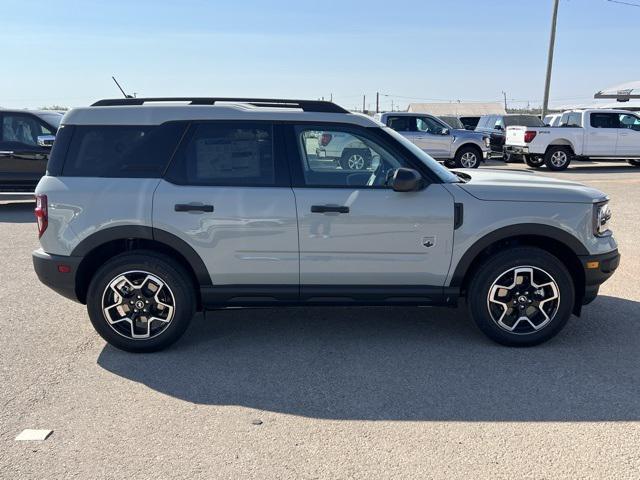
[{"xmin": 15, "ymin": 429, "xmax": 53, "ymax": 441}]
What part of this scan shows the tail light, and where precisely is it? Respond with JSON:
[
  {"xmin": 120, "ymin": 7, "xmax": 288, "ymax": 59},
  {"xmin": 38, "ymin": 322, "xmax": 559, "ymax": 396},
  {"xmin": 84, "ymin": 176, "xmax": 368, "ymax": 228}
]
[
  {"xmin": 319, "ymin": 133, "xmax": 332, "ymax": 146},
  {"xmin": 35, "ymin": 194, "xmax": 48, "ymax": 238},
  {"xmin": 524, "ymin": 131, "xmax": 537, "ymax": 143}
]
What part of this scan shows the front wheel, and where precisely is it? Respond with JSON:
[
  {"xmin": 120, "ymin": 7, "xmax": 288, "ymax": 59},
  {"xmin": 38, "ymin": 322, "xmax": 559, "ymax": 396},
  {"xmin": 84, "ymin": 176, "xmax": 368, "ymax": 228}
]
[
  {"xmin": 524, "ymin": 154, "xmax": 545, "ymax": 169},
  {"xmin": 340, "ymin": 149, "xmax": 371, "ymax": 171},
  {"xmin": 86, "ymin": 251, "xmax": 196, "ymax": 352},
  {"xmin": 454, "ymin": 146, "xmax": 481, "ymax": 168},
  {"xmin": 467, "ymin": 247, "xmax": 575, "ymax": 347}
]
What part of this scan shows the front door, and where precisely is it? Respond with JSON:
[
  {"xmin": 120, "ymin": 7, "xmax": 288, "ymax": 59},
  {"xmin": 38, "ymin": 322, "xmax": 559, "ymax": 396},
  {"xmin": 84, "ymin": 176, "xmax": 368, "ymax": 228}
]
[
  {"xmin": 0, "ymin": 113, "xmax": 52, "ymax": 186},
  {"xmin": 411, "ymin": 116, "xmax": 453, "ymax": 159},
  {"xmin": 617, "ymin": 113, "xmax": 640, "ymax": 157},
  {"xmin": 290, "ymin": 125, "xmax": 455, "ymax": 301},
  {"xmin": 153, "ymin": 121, "xmax": 299, "ymax": 301}
]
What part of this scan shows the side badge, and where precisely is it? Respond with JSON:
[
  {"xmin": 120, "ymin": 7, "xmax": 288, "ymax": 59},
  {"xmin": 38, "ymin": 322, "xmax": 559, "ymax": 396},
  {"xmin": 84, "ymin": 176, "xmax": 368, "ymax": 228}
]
[{"xmin": 422, "ymin": 236, "xmax": 436, "ymax": 248}]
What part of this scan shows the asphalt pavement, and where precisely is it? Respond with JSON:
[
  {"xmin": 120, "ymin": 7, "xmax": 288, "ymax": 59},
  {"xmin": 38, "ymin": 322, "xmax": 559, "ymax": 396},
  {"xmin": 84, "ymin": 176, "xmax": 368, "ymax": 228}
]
[{"xmin": 1, "ymin": 160, "xmax": 639, "ymax": 479}]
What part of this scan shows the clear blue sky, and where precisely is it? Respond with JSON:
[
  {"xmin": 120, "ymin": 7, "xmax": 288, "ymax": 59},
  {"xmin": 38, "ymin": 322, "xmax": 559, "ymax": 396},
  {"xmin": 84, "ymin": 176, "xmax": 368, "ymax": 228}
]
[{"xmin": 2, "ymin": 0, "xmax": 639, "ymax": 110}]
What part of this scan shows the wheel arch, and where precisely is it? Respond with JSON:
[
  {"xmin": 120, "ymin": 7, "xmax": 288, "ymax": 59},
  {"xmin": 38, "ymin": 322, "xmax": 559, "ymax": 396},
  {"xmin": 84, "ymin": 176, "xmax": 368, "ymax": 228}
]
[
  {"xmin": 450, "ymin": 224, "xmax": 588, "ymax": 314},
  {"xmin": 546, "ymin": 139, "xmax": 575, "ymax": 154},
  {"xmin": 455, "ymin": 142, "xmax": 483, "ymax": 159},
  {"xmin": 72, "ymin": 226, "xmax": 210, "ymax": 307}
]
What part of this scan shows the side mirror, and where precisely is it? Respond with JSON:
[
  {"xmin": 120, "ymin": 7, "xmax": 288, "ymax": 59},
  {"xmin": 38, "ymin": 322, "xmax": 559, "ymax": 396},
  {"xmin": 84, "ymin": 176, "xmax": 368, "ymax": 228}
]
[
  {"xmin": 391, "ymin": 168, "xmax": 423, "ymax": 192},
  {"xmin": 441, "ymin": 128, "xmax": 450, "ymax": 135},
  {"xmin": 37, "ymin": 135, "xmax": 56, "ymax": 147}
]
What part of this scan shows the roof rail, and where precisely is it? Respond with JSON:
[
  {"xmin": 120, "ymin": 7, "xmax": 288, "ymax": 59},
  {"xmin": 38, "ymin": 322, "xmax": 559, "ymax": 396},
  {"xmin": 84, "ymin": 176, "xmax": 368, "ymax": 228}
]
[{"xmin": 90, "ymin": 97, "xmax": 349, "ymax": 113}]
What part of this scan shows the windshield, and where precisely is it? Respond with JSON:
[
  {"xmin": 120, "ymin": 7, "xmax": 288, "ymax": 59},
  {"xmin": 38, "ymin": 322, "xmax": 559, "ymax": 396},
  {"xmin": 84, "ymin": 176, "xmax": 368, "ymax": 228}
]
[
  {"xmin": 37, "ymin": 113, "xmax": 63, "ymax": 129},
  {"xmin": 382, "ymin": 127, "xmax": 460, "ymax": 183},
  {"xmin": 439, "ymin": 116, "xmax": 464, "ymax": 130},
  {"xmin": 504, "ymin": 115, "xmax": 544, "ymax": 127}
]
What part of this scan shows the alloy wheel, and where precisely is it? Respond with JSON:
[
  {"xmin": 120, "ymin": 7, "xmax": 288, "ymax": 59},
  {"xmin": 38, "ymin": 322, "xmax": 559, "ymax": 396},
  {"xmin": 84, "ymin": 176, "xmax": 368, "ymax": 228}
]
[
  {"xmin": 101, "ymin": 270, "xmax": 176, "ymax": 340},
  {"xmin": 550, "ymin": 151, "xmax": 568, "ymax": 168},
  {"xmin": 347, "ymin": 154, "xmax": 365, "ymax": 170},
  {"xmin": 486, "ymin": 266, "xmax": 560, "ymax": 334},
  {"xmin": 460, "ymin": 152, "xmax": 478, "ymax": 168}
]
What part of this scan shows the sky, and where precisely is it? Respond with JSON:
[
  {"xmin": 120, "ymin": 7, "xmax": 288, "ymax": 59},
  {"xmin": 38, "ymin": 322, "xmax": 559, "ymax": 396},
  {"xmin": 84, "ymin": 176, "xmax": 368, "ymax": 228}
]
[{"xmin": 1, "ymin": 0, "xmax": 639, "ymax": 111}]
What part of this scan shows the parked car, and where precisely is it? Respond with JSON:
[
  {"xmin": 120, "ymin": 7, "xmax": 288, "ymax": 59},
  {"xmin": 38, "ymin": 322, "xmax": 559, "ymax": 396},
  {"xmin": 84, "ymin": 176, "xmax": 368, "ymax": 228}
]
[
  {"xmin": 475, "ymin": 114, "xmax": 545, "ymax": 160},
  {"xmin": 543, "ymin": 113, "xmax": 562, "ymax": 127},
  {"xmin": 439, "ymin": 115, "xmax": 480, "ymax": 131},
  {"xmin": 375, "ymin": 112, "xmax": 490, "ymax": 168},
  {"xmin": 33, "ymin": 97, "xmax": 619, "ymax": 352},
  {"xmin": 505, "ymin": 109, "xmax": 640, "ymax": 170},
  {"xmin": 0, "ymin": 109, "xmax": 62, "ymax": 192}
]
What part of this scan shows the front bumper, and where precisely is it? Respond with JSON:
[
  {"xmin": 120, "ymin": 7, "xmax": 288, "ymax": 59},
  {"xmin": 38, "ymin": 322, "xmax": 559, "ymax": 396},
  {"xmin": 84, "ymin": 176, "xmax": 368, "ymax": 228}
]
[
  {"xmin": 32, "ymin": 249, "xmax": 82, "ymax": 302},
  {"xmin": 578, "ymin": 249, "xmax": 620, "ymax": 305}
]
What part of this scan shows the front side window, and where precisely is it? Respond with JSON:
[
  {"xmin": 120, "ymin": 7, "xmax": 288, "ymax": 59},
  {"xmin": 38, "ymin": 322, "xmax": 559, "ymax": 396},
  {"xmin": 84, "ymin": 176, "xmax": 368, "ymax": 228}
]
[
  {"xmin": 297, "ymin": 127, "xmax": 406, "ymax": 187},
  {"xmin": 417, "ymin": 116, "xmax": 447, "ymax": 134},
  {"xmin": 169, "ymin": 123, "xmax": 275, "ymax": 186},
  {"xmin": 590, "ymin": 113, "xmax": 620, "ymax": 129},
  {"xmin": 494, "ymin": 117, "xmax": 504, "ymax": 130},
  {"xmin": 1, "ymin": 114, "xmax": 53, "ymax": 147},
  {"xmin": 619, "ymin": 114, "xmax": 640, "ymax": 131}
]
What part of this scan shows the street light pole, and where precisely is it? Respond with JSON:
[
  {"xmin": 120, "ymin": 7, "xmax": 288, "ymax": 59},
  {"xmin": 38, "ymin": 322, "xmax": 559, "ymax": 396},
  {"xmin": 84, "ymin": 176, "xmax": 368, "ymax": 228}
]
[{"xmin": 542, "ymin": 0, "xmax": 560, "ymax": 117}]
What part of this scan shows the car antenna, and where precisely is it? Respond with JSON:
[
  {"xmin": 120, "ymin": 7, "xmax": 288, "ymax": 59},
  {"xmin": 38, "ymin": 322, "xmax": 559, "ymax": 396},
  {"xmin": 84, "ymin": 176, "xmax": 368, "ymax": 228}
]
[{"xmin": 111, "ymin": 76, "xmax": 135, "ymax": 98}]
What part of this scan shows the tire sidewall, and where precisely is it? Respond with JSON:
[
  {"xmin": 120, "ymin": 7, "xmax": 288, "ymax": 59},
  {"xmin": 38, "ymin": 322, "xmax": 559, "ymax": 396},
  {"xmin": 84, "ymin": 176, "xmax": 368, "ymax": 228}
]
[
  {"xmin": 86, "ymin": 251, "xmax": 196, "ymax": 352},
  {"xmin": 545, "ymin": 147, "xmax": 571, "ymax": 171},
  {"xmin": 455, "ymin": 146, "xmax": 481, "ymax": 168},
  {"xmin": 467, "ymin": 247, "xmax": 575, "ymax": 347},
  {"xmin": 525, "ymin": 155, "xmax": 545, "ymax": 169}
]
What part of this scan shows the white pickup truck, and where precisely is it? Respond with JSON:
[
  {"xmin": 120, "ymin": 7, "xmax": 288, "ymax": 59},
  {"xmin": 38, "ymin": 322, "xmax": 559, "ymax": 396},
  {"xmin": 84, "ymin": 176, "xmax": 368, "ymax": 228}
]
[{"xmin": 504, "ymin": 109, "xmax": 640, "ymax": 171}]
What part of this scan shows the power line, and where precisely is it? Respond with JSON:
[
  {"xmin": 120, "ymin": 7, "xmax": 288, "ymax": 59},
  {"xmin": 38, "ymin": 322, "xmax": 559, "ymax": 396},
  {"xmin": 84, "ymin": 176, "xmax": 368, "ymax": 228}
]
[{"xmin": 607, "ymin": 0, "xmax": 640, "ymax": 7}]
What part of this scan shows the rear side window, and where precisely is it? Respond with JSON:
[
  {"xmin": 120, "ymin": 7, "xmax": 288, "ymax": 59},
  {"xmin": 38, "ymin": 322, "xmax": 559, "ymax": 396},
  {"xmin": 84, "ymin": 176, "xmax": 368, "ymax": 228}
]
[
  {"xmin": 386, "ymin": 116, "xmax": 415, "ymax": 132},
  {"xmin": 166, "ymin": 122, "xmax": 279, "ymax": 186},
  {"xmin": 590, "ymin": 113, "xmax": 621, "ymax": 129},
  {"xmin": 503, "ymin": 115, "xmax": 544, "ymax": 127},
  {"xmin": 62, "ymin": 123, "xmax": 186, "ymax": 177}
]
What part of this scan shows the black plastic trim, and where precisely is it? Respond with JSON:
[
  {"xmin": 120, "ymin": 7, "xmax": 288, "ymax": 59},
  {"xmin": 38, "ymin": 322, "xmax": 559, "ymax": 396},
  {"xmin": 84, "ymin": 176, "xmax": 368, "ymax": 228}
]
[
  {"xmin": 454, "ymin": 203, "xmax": 463, "ymax": 229},
  {"xmin": 449, "ymin": 224, "xmax": 590, "ymax": 287},
  {"xmin": 32, "ymin": 249, "xmax": 82, "ymax": 302}
]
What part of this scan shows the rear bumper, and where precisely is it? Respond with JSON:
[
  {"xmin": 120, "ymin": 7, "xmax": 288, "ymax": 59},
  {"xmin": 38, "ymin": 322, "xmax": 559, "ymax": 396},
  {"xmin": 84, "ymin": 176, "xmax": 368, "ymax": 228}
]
[
  {"xmin": 32, "ymin": 249, "xmax": 82, "ymax": 303},
  {"xmin": 579, "ymin": 249, "xmax": 620, "ymax": 305},
  {"xmin": 504, "ymin": 145, "xmax": 530, "ymax": 155}
]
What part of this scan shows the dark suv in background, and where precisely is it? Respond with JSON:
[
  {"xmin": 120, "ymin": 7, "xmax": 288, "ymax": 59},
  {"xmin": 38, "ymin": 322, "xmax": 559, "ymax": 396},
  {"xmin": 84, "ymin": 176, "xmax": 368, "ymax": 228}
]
[
  {"xmin": 0, "ymin": 109, "xmax": 63, "ymax": 192},
  {"xmin": 475, "ymin": 114, "xmax": 544, "ymax": 160}
]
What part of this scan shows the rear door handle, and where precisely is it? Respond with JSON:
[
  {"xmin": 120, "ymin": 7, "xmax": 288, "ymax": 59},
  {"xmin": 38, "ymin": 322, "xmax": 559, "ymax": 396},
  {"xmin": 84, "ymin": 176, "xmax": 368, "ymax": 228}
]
[
  {"xmin": 174, "ymin": 203, "xmax": 214, "ymax": 213},
  {"xmin": 311, "ymin": 205, "xmax": 349, "ymax": 214}
]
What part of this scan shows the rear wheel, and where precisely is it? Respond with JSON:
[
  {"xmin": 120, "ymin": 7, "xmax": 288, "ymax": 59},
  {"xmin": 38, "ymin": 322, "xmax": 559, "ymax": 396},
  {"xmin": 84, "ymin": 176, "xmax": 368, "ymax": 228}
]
[
  {"xmin": 524, "ymin": 154, "xmax": 545, "ymax": 169},
  {"xmin": 467, "ymin": 247, "xmax": 575, "ymax": 347},
  {"xmin": 86, "ymin": 251, "xmax": 196, "ymax": 352},
  {"xmin": 545, "ymin": 146, "xmax": 572, "ymax": 171},
  {"xmin": 454, "ymin": 146, "xmax": 481, "ymax": 168}
]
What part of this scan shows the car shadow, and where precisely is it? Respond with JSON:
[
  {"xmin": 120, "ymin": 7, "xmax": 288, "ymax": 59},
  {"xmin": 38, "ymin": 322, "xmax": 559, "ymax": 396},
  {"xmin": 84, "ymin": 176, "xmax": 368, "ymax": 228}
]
[
  {"xmin": 97, "ymin": 295, "xmax": 640, "ymax": 422},
  {"xmin": 0, "ymin": 201, "xmax": 35, "ymax": 223}
]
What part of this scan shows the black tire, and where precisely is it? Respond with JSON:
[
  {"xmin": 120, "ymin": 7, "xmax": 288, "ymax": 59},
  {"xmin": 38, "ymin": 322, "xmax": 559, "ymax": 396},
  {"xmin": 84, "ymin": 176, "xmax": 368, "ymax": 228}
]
[
  {"xmin": 340, "ymin": 149, "xmax": 371, "ymax": 170},
  {"xmin": 524, "ymin": 154, "xmax": 545, "ymax": 169},
  {"xmin": 86, "ymin": 250, "xmax": 196, "ymax": 353},
  {"xmin": 544, "ymin": 146, "xmax": 572, "ymax": 171},
  {"xmin": 627, "ymin": 159, "xmax": 640, "ymax": 167},
  {"xmin": 467, "ymin": 247, "xmax": 575, "ymax": 347},
  {"xmin": 454, "ymin": 146, "xmax": 481, "ymax": 168}
]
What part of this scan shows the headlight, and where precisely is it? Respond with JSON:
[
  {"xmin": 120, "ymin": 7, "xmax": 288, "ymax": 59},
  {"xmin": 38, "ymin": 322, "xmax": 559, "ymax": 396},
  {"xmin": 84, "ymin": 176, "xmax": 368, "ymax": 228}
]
[
  {"xmin": 483, "ymin": 136, "xmax": 490, "ymax": 147},
  {"xmin": 593, "ymin": 201, "xmax": 612, "ymax": 236}
]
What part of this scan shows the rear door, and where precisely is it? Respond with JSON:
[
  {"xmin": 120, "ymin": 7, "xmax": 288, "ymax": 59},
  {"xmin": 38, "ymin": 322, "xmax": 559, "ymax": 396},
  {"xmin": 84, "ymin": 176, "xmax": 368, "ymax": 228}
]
[
  {"xmin": 0, "ymin": 112, "xmax": 53, "ymax": 186},
  {"xmin": 154, "ymin": 121, "xmax": 299, "ymax": 300},
  {"xmin": 617, "ymin": 113, "xmax": 640, "ymax": 156},
  {"xmin": 289, "ymin": 124, "xmax": 455, "ymax": 300},
  {"xmin": 585, "ymin": 112, "xmax": 619, "ymax": 156}
]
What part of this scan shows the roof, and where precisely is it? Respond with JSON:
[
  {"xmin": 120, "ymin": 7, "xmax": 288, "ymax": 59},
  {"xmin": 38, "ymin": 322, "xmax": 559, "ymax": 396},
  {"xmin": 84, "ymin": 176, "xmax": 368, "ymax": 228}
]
[
  {"xmin": 406, "ymin": 102, "xmax": 506, "ymax": 116},
  {"xmin": 0, "ymin": 109, "xmax": 64, "ymax": 116},
  {"xmin": 62, "ymin": 98, "xmax": 379, "ymax": 127}
]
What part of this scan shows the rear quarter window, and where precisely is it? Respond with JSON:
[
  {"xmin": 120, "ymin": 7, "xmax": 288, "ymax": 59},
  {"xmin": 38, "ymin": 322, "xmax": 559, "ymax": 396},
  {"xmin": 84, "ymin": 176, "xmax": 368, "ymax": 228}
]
[{"xmin": 61, "ymin": 122, "xmax": 186, "ymax": 177}]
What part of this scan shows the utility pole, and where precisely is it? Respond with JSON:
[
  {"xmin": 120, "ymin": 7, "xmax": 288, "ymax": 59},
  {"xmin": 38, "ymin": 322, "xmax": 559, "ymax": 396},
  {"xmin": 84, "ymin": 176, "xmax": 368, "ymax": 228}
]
[
  {"xmin": 330, "ymin": 93, "xmax": 333, "ymax": 102},
  {"xmin": 376, "ymin": 92, "xmax": 379, "ymax": 113},
  {"xmin": 502, "ymin": 91, "xmax": 508, "ymax": 111},
  {"xmin": 542, "ymin": 0, "xmax": 560, "ymax": 118},
  {"xmin": 362, "ymin": 95, "xmax": 366, "ymax": 113},
  {"xmin": 391, "ymin": 99, "xmax": 394, "ymax": 112}
]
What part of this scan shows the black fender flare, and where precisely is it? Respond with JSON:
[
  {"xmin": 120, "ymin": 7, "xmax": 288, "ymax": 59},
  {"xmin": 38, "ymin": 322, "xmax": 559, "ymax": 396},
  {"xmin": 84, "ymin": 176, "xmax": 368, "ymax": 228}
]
[
  {"xmin": 71, "ymin": 225, "xmax": 211, "ymax": 286},
  {"xmin": 449, "ymin": 223, "xmax": 589, "ymax": 287}
]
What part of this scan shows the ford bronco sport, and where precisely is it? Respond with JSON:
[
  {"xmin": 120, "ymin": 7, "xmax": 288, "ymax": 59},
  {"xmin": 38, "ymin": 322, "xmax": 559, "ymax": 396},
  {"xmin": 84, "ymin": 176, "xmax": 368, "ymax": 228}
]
[{"xmin": 32, "ymin": 98, "xmax": 619, "ymax": 352}]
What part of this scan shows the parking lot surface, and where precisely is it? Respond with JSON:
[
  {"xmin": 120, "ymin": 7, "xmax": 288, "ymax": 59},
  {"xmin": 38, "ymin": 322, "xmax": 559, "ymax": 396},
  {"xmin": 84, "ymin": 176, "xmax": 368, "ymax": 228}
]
[{"xmin": 1, "ymin": 160, "xmax": 639, "ymax": 479}]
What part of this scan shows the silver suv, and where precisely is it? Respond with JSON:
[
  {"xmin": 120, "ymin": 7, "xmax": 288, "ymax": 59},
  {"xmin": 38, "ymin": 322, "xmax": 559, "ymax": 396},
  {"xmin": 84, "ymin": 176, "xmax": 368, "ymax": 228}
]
[
  {"xmin": 32, "ymin": 98, "xmax": 619, "ymax": 352},
  {"xmin": 375, "ymin": 112, "xmax": 490, "ymax": 168}
]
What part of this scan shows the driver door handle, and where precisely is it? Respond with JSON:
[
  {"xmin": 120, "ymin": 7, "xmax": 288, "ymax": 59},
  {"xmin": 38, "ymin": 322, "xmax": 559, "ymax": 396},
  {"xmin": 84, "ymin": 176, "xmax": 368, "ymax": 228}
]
[
  {"xmin": 311, "ymin": 205, "xmax": 349, "ymax": 214},
  {"xmin": 174, "ymin": 203, "xmax": 214, "ymax": 213}
]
